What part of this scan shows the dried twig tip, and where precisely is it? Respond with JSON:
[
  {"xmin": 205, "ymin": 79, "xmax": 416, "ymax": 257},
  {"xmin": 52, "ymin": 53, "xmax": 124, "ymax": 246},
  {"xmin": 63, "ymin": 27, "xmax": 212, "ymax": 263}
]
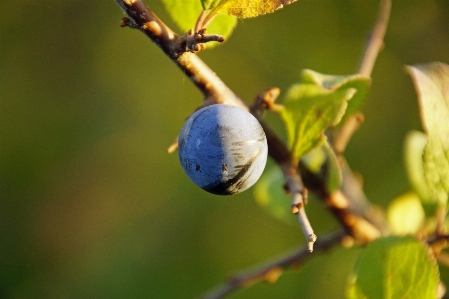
[
  {"xmin": 120, "ymin": 17, "xmax": 130, "ymax": 27},
  {"xmin": 307, "ymin": 234, "xmax": 317, "ymax": 252}
]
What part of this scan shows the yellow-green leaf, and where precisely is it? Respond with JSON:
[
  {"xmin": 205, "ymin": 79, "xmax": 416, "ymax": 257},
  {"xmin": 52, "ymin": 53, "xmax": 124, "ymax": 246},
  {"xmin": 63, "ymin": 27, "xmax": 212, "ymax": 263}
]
[
  {"xmin": 207, "ymin": 0, "xmax": 297, "ymax": 18},
  {"xmin": 280, "ymin": 70, "xmax": 367, "ymax": 163},
  {"xmin": 404, "ymin": 131, "xmax": 436, "ymax": 214},
  {"xmin": 346, "ymin": 236, "xmax": 439, "ymax": 299},
  {"xmin": 302, "ymin": 69, "xmax": 371, "ymax": 123},
  {"xmin": 387, "ymin": 192, "xmax": 425, "ymax": 236},
  {"xmin": 406, "ymin": 62, "xmax": 449, "ymax": 210}
]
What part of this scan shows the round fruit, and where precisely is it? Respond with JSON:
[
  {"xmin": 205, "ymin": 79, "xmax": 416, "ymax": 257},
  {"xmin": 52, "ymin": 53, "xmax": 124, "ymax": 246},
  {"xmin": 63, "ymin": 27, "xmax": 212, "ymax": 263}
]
[{"xmin": 178, "ymin": 104, "xmax": 268, "ymax": 195}]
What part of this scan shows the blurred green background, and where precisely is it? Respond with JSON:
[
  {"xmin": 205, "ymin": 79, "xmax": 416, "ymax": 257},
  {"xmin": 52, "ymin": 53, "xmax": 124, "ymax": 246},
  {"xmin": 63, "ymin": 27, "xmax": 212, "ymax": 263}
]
[{"xmin": 1, "ymin": 1, "xmax": 449, "ymax": 298}]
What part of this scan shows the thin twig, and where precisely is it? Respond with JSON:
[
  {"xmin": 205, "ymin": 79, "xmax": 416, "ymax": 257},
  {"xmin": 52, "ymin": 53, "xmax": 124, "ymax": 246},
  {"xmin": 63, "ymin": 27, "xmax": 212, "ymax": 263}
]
[
  {"xmin": 332, "ymin": 0, "xmax": 391, "ymax": 156},
  {"xmin": 201, "ymin": 230, "xmax": 346, "ymax": 299},
  {"xmin": 358, "ymin": 0, "xmax": 391, "ymax": 77},
  {"xmin": 332, "ymin": 112, "xmax": 364, "ymax": 156},
  {"xmin": 299, "ymin": 163, "xmax": 383, "ymax": 242},
  {"xmin": 323, "ymin": 0, "xmax": 392, "ymax": 238},
  {"xmin": 282, "ymin": 164, "xmax": 316, "ymax": 251}
]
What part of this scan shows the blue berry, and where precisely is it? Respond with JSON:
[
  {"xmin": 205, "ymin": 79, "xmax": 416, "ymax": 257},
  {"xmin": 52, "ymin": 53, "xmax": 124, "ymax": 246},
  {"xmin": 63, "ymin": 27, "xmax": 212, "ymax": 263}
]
[{"xmin": 178, "ymin": 104, "xmax": 268, "ymax": 195}]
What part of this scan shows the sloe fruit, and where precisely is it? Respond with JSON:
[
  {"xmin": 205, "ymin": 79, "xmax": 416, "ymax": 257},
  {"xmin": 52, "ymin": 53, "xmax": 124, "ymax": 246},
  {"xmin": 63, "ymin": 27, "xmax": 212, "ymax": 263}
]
[{"xmin": 178, "ymin": 104, "xmax": 268, "ymax": 195}]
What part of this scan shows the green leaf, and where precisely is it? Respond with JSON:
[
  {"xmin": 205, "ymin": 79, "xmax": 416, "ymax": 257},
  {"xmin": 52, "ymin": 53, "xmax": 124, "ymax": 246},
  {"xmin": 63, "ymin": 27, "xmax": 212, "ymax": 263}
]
[
  {"xmin": 201, "ymin": 0, "xmax": 221, "ymax": 10},
  {"xmin": 280, "ymin": 71, "xmax": 361, "ymax": 162},
  {"xmin": 253, "ymin": 166, "xmax": 298, "ymax": 226},
  {"xmin": 387, "ymin": 192, "xmax": 425, "ymax": 236},
  {"xmin": 253, "ymin": 165, "xmax": 334, "ymax": 227},
  {"xmin": 301, "ymin": 141, "xmax": 342, "ymax": 193},
  {"xmin": 406, "ymin": 62, "xmax": 449, "ymax": 210},
  {"xmin": 205, "ymin": 0, "xmax": 296, "ymax": 18},
  {"xmin": 346, "ymin": 236, "xmax": 439, "ymax": 299},
  {"xmin": 302, "ymin": 69, "xmax": 371, "ymax": 123},
  {"xmin": 161, "ymin": 0, "xmax": 237, "ymax": 48}
]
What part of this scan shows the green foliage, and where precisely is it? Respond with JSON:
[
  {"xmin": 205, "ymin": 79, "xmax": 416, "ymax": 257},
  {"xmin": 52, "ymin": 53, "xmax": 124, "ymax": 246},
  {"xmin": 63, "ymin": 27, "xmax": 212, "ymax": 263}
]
[
  {"xmin": 254, "ymin": 166, "xmax": 298, "ymax": 226},
  {"xmin": 406, "ymin": 62, "xmax": 449, "ymax": 213},
  {"xmin": 201, "ymin": 0, "xmax": 297, "ymax": 18},
  {"xmin": 161, "ymin": 0, "xmax": 237, "ymax": 46},
  {"xmin": 253, "ymin": 161, "xmax": 338, "ymax": 228},
  {"xmin": 346, "ymin": 236, "xmax": 439, "ymax": 299},
  {"xmin": 404, "ymin": 131, "xmax": 434, "ymax": 213},
  {"xmin": 387, "ymin": 192, "xmax": 425, "ymax": 236},
  {"xmin": 280, "ymin": 70, "xmax": 370, "ymax": 163},
  {"xmin": 254, "ymin": 141, "xmax": 341, "ymax": 225},
  {"xmin": 301, "ymin": 70, "xmax": 371, "ymax": 123}
]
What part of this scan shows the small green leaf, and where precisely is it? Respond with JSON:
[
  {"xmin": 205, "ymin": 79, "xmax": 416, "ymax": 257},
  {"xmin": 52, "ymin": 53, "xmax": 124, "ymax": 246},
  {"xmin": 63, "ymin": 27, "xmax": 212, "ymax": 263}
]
[
  {"xmin": 404, "ymin": 131, "xmax": 436, "ymax": 214},
  {"xmin": 387, "ymin": 192, "xmax": 425, "ymax": 236},
  {"xmin": 406, "ymin": 62, "xmax": 449, "ymax": 210},
  {"xmin": 253, "ymin": 166, "xmax": 298, "ymax": 226},
  {"xmin": 346, "ymin": 236, "xmax": 439, "ymax": 299},
  {"xmin": 302, "ymin": 69, "xmax": 371, "ymax": 123},
  {"xmin": 161, "ymin": 0, "xmax": 237, "ymax": 48},
  {"xmin": 206, "ymin": 0, "xmax": 296, "ymax": 18},
  {"xmin": 280, "ymin": 71, "xmax": 360, "ymax": 162}
]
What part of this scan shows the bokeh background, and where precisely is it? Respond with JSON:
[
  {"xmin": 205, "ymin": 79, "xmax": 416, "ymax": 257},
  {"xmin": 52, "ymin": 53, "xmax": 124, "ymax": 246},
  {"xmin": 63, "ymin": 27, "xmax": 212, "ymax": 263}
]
[{"xmin": 2, "ymin": 1, "xmax": 449, "ymax": 298}]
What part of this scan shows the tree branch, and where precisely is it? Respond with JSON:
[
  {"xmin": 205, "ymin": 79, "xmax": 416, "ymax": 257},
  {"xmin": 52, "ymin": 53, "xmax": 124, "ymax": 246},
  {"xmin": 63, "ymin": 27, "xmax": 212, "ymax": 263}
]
[
  {"xmin": 114, "ymin": 2, "xmax": 391, "ymax": 297},
  {"xmin": 332, "ymin": 0, "xmax": 391, "ymax": 157},
  {"xmin": 200, "ymin": 230, "xmax": 346, "ymax": 299}
]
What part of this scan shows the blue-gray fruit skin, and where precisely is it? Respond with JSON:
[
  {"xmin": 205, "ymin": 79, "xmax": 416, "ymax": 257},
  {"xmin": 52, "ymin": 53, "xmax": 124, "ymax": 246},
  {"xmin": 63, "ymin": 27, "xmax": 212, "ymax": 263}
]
[{"xmin": 178, "ymin": 104, "xmax": 268, "ymax": 195}]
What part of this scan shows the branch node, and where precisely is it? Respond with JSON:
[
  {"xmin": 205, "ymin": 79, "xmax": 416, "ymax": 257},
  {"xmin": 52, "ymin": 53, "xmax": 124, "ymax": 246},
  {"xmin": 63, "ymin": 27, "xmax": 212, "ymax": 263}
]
[
  {"xmin": 302, "ymin": 188, "xmax": 308, "ymax": 205},
  {"xmin": 177, "ymin": 29, "xmax": 224, "ymax": 54},
  {"xmin": 264, "ymin": 267, "xmax": 283, "ymax": 284}
]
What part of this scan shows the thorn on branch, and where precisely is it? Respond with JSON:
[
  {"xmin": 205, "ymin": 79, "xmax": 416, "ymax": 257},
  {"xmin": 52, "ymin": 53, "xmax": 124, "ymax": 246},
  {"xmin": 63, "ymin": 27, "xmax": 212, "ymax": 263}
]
[
  {"xmin": 178, "ymin": 28, "xmax": 224, "ymax": 54},
  {"xmin": 120, "ymin": 17, "xmax": 138, "ymax": 28}
]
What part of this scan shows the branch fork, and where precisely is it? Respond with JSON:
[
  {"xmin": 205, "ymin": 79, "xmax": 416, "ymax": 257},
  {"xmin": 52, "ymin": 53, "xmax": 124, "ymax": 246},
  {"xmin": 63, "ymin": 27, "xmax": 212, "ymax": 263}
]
[
  {"xmin": 178, "ymin": 28, "xmax": 224, "ymax": 53},
  {"xmin": 116, "ymin": 0, "xmax": 223, "ymax": 56}
]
